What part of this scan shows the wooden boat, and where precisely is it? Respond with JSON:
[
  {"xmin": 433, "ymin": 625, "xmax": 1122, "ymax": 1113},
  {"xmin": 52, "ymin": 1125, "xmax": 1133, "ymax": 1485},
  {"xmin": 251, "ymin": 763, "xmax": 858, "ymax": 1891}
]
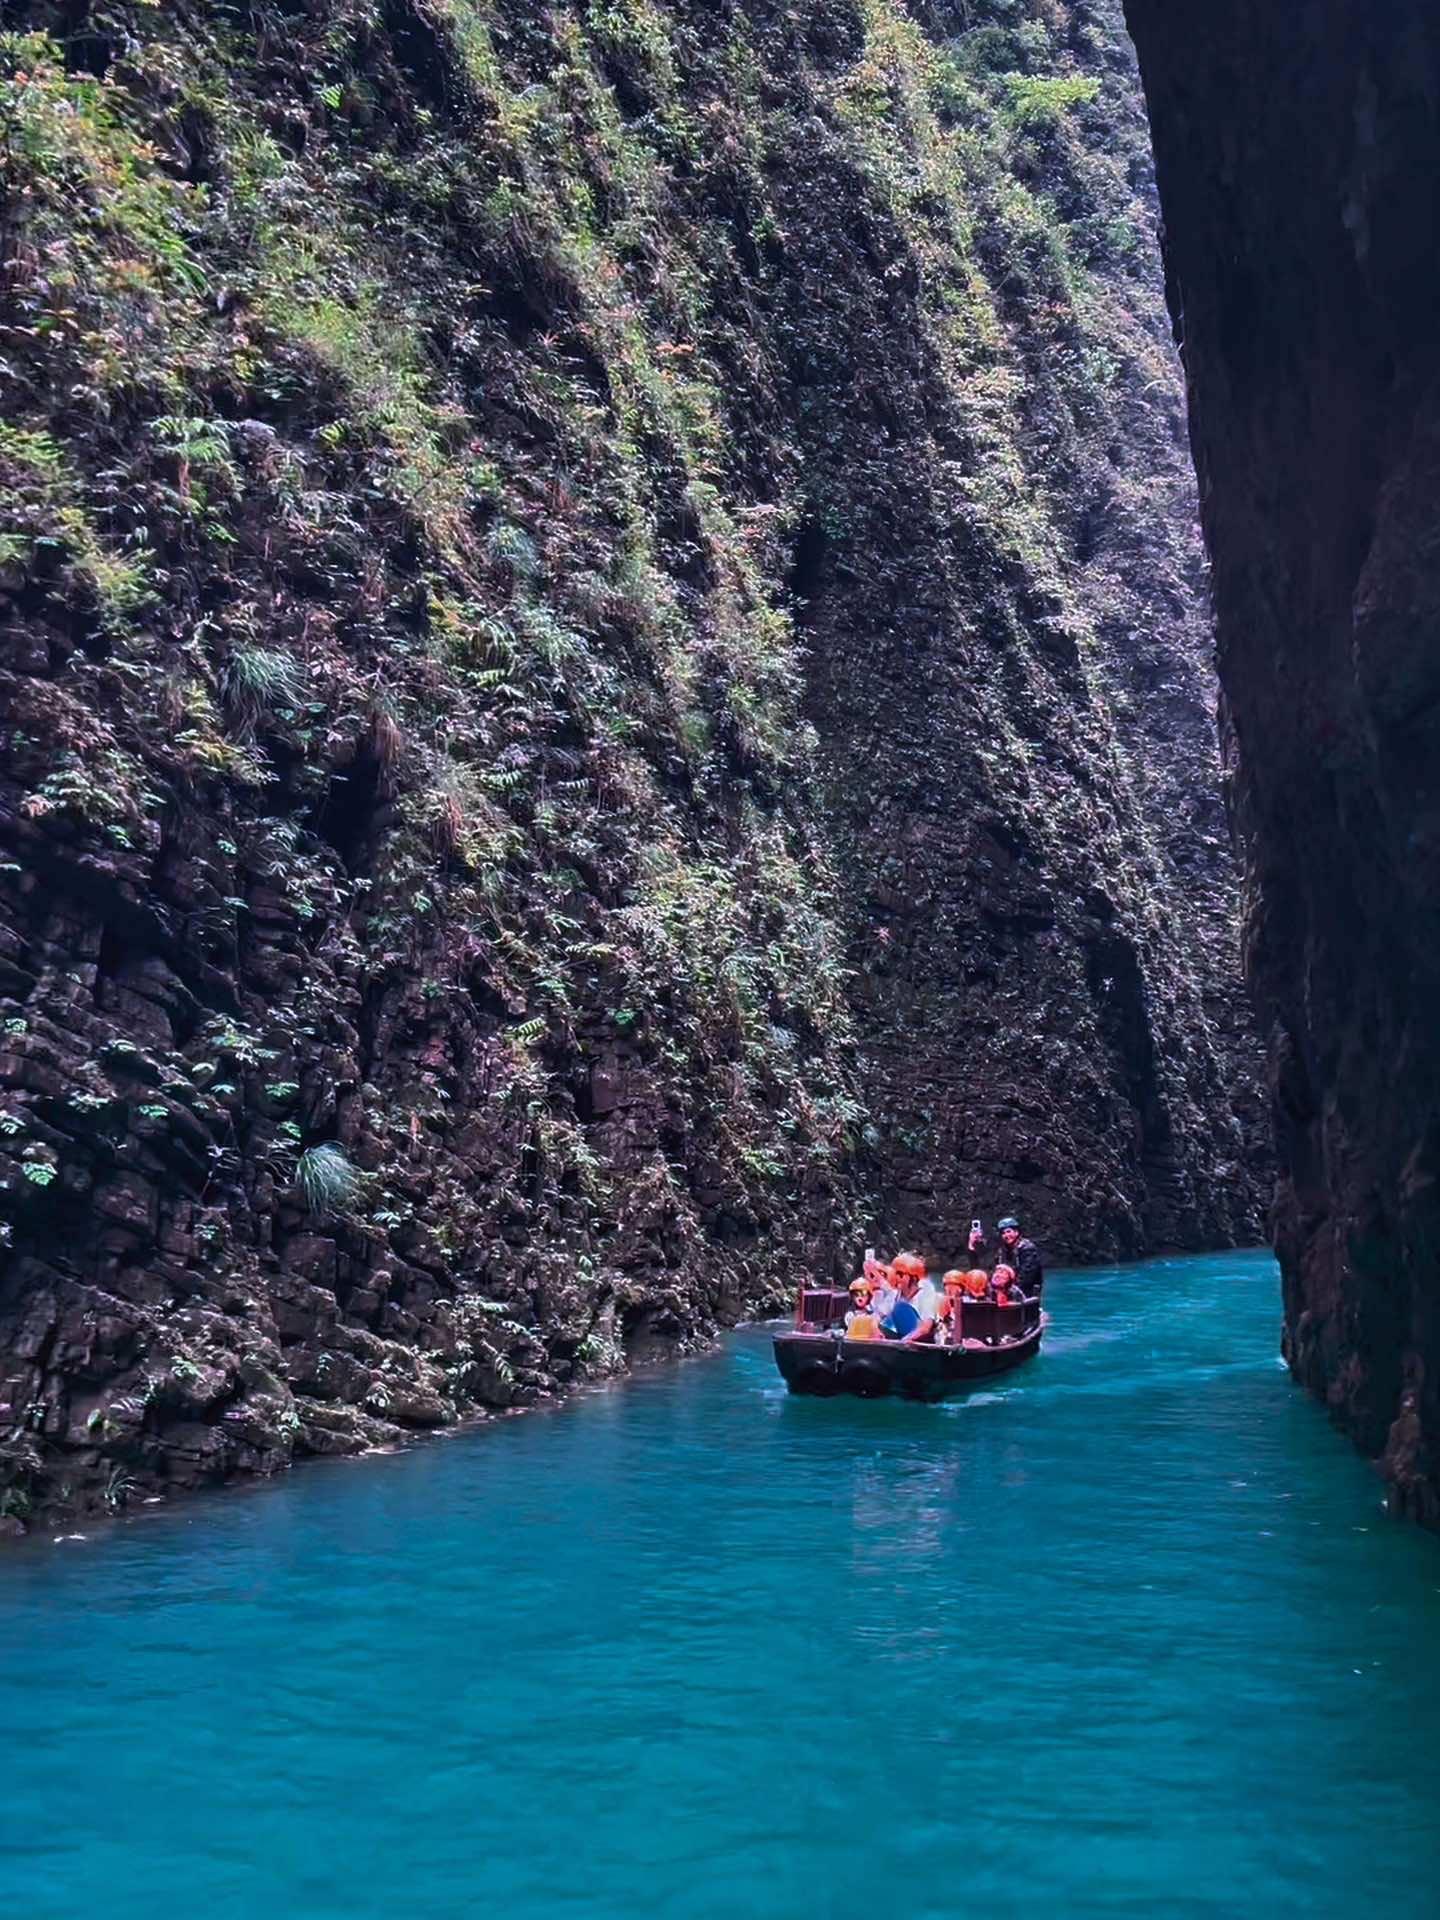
[{"xmin": 773, "ymin": 1286, "xmax": 1043, "ymax": 1400}]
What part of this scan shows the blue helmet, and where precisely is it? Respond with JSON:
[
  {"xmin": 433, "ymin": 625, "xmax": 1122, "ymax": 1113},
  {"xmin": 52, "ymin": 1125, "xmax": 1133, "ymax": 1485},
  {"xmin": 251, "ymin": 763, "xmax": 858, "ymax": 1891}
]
[{"xmin": 998, "ymin": 1216, "xmax": 1020, "ymax": 1232}]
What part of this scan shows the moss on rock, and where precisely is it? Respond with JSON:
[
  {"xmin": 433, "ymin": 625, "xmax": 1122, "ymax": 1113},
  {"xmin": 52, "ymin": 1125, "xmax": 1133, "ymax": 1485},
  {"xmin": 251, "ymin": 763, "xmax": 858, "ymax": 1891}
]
[{"xmin": 0, "ymin": 0, "xmax": 1264, "ymax": 1527}]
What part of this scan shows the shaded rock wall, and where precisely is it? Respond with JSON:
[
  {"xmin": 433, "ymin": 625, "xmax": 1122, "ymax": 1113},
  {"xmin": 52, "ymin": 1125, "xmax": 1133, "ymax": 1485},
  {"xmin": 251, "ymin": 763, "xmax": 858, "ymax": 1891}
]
[
  {"xmin": 0, "ymin": 0, "xmax": 1264, "ymax": 1528},
  {"xmin": 1123, "ymin": 0, "xmax": 1440, "ymax": 1519},
  {"xmin": 781, "ymin": 1, "xmax": 1269, "ymax": 1257}
]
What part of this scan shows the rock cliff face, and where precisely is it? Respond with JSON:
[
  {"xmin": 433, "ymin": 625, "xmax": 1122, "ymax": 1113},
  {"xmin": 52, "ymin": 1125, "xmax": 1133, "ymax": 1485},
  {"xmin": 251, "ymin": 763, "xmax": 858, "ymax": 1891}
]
[
  {"xmin": 777, "ymin": 2, "xmax": 1268, "ymax": 1258},
  {"xmin": 0, "ymin": 0, "xmax": 1263, "ymax": 1528},
  {"xmin": 1124, "ymin": 0, "xmax": 1440, "ymax": 1520}
]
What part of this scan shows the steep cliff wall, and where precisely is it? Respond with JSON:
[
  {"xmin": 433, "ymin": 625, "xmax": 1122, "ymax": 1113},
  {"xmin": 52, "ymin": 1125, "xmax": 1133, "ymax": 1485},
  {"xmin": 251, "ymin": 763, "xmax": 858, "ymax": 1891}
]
[
  {"xmin": 0, "ymin": 0, "xmax": 1263, "ymax": 1528},
  {"xmin": 776, "ymin": 1, "xmax": 1267, "ymax": 1256},
  {"xmin": 1123, "ymin": 0, "xmax": 1440, "ymax": 1521}
]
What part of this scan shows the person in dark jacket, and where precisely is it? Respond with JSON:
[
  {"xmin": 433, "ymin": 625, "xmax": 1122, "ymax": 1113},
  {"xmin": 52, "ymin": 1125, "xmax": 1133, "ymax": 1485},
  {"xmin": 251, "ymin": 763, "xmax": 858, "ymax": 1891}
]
[{"xmin": 997, "ymin": 1217, "xmax": 1043, "ymax": 1298}]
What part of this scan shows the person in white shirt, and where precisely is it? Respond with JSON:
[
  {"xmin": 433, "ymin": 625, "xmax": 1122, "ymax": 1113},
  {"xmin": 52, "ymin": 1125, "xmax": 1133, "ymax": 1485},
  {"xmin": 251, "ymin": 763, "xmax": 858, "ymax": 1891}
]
[
  {"xmin": 865, "ymin": 1253, "xmax": 897, "ymax": 1319},
  {"xmin": 902, "ymin": 1262, "xmax": 941, "ymax": 1345},
  {"xmin": 879, "ymin": 1252, "xmax": 939, "ymax": 1344}
]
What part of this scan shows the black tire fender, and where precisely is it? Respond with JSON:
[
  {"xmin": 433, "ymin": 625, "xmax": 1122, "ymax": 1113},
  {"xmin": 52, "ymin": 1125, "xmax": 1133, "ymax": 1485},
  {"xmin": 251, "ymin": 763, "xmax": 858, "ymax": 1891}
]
[
  {"xmin": 841, "ymin": 1359, "xmax": 892, "ymax": 1399},
  {"xmin": 792, "ymin": 1359, "xmax": 841, "ymax": 1397}
]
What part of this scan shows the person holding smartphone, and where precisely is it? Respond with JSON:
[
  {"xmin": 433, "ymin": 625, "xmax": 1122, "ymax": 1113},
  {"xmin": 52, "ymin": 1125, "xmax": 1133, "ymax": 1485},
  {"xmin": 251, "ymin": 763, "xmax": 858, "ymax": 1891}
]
[{"xmin": 997, "ymin": 1217, "xmax": 1043, "ymax": 1298}]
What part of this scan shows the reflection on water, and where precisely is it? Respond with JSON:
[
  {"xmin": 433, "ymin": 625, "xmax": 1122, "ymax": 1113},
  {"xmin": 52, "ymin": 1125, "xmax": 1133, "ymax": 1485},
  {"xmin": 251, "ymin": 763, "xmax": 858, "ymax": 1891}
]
[{"xmin": 2, "ymin": 1248, "xmax": 1439, "ymax": 1920}]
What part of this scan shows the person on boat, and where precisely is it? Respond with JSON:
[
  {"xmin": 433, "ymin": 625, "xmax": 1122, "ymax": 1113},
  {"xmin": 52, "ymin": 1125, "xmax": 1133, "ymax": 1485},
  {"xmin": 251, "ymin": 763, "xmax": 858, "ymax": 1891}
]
[
  {"xmin": 880, "ymin": 1288, "xmax": 919, "ymax": 1341},
  {"xmin": 865, "ymin": 1256, "xmax": 896, "ymax": 1319},
  {"xmin": 898, "ymin": 1255, "xmax": 941, "ymax": 1345},
  {"xmin": 880, "ymin": 1254, "xmax": 926, "ymax": 1340},
  {"xmin": 989, "ymin": 1262, "xmax": 1019, "ymax": 1304},
  {"xmin": 844, "ymin": 1276, "xmax": 880, "ymax": 1341},
  {"xmin": 998, "ymin": 1217, "xmax": 1043, "ymax": 1297},
  {"xmin": 937, "ymin": 1270, "xmax": 968, "ymax": 1344}
]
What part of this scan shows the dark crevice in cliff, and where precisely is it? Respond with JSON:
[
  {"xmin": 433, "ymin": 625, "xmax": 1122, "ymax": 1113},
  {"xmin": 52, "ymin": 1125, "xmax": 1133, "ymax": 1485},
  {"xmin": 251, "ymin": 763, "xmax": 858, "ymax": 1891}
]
[{"xmin": 317, "ymin": 753, "xmax": 383, "ymax": 876}]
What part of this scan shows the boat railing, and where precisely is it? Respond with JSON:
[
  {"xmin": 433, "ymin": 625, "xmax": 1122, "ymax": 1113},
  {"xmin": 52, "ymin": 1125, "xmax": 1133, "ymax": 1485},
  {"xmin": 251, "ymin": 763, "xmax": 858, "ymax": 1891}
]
[
  {"xmin": 960, "ymin": 1298, "xmax": 1041, "ymax": 1343},
  {"xmin": 792, "ymin": 1288, "xmax": 1041, "ymax": 1342},
  {"xmin": 795, "ymin": 1287, "xmax": 851, "ymax": 1332}
]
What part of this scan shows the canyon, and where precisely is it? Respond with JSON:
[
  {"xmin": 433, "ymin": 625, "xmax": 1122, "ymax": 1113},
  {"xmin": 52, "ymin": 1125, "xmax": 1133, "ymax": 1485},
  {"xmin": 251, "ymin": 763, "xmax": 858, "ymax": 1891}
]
[{"xmin": 0, "ymin": 0, "xmax": 1267, "ymax": 1529}]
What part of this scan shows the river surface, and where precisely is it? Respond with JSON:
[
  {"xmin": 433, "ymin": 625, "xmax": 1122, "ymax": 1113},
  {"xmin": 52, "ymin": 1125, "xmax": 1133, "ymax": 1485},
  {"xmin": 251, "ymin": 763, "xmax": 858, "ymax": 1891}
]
[{"xmin": 4, "ymin": 1249, "xmax": 1440, "ymax": 1917}]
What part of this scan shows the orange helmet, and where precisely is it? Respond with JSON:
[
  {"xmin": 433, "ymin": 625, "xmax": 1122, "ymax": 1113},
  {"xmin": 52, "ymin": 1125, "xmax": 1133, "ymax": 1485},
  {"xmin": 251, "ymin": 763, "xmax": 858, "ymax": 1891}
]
[
  {"xmin": 848, "ymin": 1276, "xmax": 872, "ymax": 1294},
  {"xmin": 962, "ymin": 1268, "xmax": 989, "ymax": 1297},
  {"xmin": 941, "ymin": 1269, "xmax": 966, "ymax": 1292},
  {"xmin": 893, "ymin": 1251, "xmax": 927, "ymax": 1278}
]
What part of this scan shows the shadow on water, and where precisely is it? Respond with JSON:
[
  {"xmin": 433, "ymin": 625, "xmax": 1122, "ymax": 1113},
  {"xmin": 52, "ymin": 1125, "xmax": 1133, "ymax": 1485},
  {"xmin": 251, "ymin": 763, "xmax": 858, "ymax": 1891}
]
[{"xmin": 3, "ymin": 1248, "xmax": 1440, "ymax": 1920}]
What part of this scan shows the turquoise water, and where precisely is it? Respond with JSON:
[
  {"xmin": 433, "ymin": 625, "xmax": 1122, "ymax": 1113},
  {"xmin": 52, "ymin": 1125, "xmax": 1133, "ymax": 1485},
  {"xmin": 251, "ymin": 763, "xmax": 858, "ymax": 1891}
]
[{"xmin": 4, "ymin": 1248, "xmax": 1440, "ymax": 1917}]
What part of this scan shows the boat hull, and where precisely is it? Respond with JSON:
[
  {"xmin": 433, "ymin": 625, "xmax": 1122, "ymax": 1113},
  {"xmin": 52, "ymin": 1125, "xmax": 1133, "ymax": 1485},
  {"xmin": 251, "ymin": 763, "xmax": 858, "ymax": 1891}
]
[{"xmin": 773, "ymin": 1325, "xmax": 1041, "ymax": 1400}]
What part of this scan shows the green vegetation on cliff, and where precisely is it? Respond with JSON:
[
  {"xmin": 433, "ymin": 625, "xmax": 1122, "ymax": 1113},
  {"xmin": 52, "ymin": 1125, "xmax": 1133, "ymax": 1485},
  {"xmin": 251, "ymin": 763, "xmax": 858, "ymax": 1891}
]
[{"xmin": 0, "ymin": 0, "xmax": 1263, "ymax": 1525}]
